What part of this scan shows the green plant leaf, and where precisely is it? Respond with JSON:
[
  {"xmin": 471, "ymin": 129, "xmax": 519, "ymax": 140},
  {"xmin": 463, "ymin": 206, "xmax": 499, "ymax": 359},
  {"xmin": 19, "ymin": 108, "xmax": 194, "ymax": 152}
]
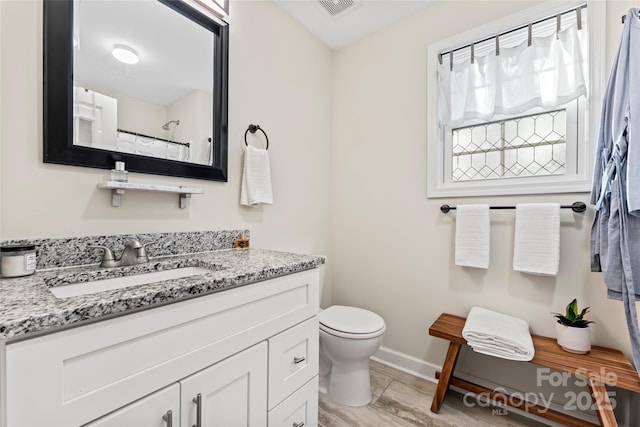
[
  {"xmin": 571, "ymin": 319, "xmax": 593, "ymax": 328},
  {"xmin": 554, "ymin": 300, "xmax": 594, "ymax": 327},
  {"xmin": 578, "ymin": 307, "xmax": 590, "ymax": 320},
  {"xmin": 566, "ymin": 299, "xmax": 578, "ymax": 321},
  {"xmin": 553, "ymin": 313, "xmax": 572, "ymax": 326}
]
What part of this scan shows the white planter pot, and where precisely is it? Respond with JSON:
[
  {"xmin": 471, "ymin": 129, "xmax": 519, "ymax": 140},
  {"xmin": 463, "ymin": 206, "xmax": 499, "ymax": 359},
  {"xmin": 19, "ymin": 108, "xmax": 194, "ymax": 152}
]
[{"xmin": 556, "ymin": 323, "xmax": 591, "ymax": 354}]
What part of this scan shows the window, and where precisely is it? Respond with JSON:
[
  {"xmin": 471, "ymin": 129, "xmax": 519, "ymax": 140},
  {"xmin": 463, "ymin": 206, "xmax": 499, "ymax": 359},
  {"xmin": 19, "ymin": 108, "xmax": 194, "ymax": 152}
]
[
  {"xmin": 449, "ymin": 108, "xmax": 570, "ymax": 181},
  {"xmin": 426, "ymin": 1, "xmax": 605, "ymax": 198}
]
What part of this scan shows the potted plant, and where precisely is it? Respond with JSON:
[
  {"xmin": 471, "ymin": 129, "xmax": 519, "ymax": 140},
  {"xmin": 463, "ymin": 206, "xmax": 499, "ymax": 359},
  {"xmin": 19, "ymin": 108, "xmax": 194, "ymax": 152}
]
[{"xmin": 553, "ymin": 299, "xmax": 594, "ymax": 354}]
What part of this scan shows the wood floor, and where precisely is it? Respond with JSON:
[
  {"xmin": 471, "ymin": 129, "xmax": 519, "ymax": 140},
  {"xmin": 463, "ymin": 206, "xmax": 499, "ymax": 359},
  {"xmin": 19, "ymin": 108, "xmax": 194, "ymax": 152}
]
[{"xmin": 318, "ymin": 360, "xmax": 547, "ymax": 427}]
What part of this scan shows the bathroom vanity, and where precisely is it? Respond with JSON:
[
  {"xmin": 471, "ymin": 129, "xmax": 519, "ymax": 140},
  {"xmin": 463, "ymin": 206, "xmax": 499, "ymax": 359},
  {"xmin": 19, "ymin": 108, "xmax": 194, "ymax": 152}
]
[{"xmin": 0, "ymin": 231, "xmax": 324, "ymax": 427}]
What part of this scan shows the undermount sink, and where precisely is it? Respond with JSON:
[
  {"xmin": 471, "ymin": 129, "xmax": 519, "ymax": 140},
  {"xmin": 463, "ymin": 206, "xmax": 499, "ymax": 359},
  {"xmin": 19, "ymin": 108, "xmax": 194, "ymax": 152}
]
[{"xmin": 49, "ymin": 267, "xmax": 212, "ymax": 299}]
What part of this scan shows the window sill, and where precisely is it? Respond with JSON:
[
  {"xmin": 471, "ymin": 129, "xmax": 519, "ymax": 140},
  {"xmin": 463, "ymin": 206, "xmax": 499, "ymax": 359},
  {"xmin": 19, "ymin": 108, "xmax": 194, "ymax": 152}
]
[{"xmin": 427, "ymin": 178, "xmax": 591, "ymax": 199}]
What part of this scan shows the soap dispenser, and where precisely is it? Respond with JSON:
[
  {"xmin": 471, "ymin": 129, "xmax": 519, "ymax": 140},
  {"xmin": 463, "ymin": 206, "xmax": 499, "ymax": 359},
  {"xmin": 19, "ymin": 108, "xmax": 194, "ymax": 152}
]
[
  {"xmin": 235, "ymin": 231, "xmax": 249, "ymax": 249},
  {"xmin": 111, "ymin": 161, "xmax": 128, "ymax": 182}
]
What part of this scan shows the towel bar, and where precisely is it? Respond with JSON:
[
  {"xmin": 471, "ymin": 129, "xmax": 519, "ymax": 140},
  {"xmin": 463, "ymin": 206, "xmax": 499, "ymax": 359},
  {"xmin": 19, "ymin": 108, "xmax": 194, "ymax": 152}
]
[
  {"xmin": 440, "ymin": 201, "xmax": 586, "ymax": 214},
  {"xmin": 244, "ymin": 124, "xmax": 269, "ymax": 150}
]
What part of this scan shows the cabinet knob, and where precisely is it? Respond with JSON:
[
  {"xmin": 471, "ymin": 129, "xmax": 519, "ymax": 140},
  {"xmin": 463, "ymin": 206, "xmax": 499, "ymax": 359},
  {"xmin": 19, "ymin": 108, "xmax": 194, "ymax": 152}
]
[
  {"xmin": 293, "ymin": 356, "xmax": 306, "ymax": 364},
  {"xmin": 192, "ymin": 393, "xmax": 202, "ymax": 427},
  {"xmin": 293, "ymin": 422, "xmax": 305, "ymax": 427},
  {"xmin": 163, "ymin": 410, "xmax": 173, "ymax": 427}
]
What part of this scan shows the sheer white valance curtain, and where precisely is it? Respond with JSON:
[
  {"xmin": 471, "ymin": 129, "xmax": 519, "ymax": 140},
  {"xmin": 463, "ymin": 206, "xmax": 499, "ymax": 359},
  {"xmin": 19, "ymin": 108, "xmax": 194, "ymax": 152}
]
[{"xmin": 437, "ymin": 13, "xmax": 588, "ymax": 128}]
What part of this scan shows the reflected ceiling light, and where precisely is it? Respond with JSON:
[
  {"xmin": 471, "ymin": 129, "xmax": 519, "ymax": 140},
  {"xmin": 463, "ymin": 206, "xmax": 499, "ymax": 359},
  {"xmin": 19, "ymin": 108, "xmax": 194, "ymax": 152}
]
[{"xmin": 112, "ymin": 45, "xmax": 139, "ymax": 64}]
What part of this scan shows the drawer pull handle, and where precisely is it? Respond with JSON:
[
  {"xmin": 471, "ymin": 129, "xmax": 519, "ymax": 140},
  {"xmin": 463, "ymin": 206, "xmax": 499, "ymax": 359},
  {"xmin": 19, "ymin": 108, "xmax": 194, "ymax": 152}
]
[
  {"xmin": 293, "ymin": 422, "xmax": 305, "ymax": 427},
  {"xmin": 193, "ymin": 393, "xmax": 202, "ymax": 427},
  {"xmin": 163, "ymin": 410, "xmax": 173, "ymax": 427},
  {"xmin": 293, "ymin": 356, "xmax": 306, "ymax": 364}
]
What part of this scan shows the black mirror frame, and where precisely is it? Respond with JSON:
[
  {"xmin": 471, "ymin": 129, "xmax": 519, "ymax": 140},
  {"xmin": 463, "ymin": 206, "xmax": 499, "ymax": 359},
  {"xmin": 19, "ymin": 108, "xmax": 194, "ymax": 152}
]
[{"xmin": 43, "ymin": 0, "xmax": 229, "ymax": 182}]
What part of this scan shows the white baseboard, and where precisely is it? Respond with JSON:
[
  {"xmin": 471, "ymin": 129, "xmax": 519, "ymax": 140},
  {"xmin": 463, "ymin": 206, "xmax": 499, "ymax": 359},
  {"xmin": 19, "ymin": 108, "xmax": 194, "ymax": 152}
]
[
  {"xmin": 371, "ymin": 346, "xmax": 440, "ymax": 383},
  {"xmin": 371, "ymin": 346, "xmax": 601, "ymax": 427}
]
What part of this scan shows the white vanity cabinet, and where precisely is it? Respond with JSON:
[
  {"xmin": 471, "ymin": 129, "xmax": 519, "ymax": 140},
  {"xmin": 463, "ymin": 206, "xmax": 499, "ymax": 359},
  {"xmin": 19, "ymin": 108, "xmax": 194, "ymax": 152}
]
[{"xmin": 2, "ymin": 268, "xmax": 320, "ymax": 427}]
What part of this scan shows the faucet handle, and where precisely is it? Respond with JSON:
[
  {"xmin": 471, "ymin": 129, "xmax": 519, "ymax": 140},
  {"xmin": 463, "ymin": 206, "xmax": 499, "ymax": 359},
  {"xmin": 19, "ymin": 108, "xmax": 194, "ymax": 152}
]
[
  {"xmin": 138, "ymin": 241, "xmax": 157, "ymax": 260},
  {"xmin": 88, "ymin": 245, "xmax": 117, "ymax": 267}
]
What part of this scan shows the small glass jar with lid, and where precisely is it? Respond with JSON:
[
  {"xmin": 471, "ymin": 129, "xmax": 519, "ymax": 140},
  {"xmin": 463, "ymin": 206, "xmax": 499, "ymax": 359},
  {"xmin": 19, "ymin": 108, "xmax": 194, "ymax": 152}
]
[{"xmin": 0, "ymin": 245, "xmax": 37, "ymax": 278}]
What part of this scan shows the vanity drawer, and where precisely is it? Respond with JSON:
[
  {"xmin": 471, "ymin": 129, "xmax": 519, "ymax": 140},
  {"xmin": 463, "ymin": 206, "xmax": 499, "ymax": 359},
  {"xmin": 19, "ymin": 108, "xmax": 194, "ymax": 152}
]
[
  {"xmin": 268, "ymin": 376, "xmax": 319, "ymax": 427},
  {"xmin": 268, "ymin": 317, "xmax": 319, "ymax": 409}
]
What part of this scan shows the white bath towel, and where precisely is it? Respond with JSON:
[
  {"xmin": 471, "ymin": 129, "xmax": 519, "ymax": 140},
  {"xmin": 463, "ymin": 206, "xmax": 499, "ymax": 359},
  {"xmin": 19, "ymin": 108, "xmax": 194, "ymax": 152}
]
[
  {"xmin": 513, "ymin": 203, "xmax": 560, "ymax": 276},
  {"xmin": 240, "ymin": 145, "xmax": 273, "ymax": 206},
  {"xmin": 462, "ymin": 306, "xmax": 535, "ymax": 361},
  {"xmin": 455, "ymin": 204, "xmax": 490, "ymax": 269}
]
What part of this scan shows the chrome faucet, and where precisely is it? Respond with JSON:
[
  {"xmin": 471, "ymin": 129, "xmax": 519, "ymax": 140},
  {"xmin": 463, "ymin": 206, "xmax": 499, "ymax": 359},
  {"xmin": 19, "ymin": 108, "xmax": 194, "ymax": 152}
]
[{"xmin": 89, "ymin": 239, "xmax": 154, "ymax": 268}]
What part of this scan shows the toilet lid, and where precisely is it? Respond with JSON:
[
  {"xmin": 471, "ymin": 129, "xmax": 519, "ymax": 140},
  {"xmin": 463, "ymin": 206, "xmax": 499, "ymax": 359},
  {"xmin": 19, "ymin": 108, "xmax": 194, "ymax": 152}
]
[{"xmin": 319, "ymin": 305, "xmax": 385, "ymax": 335}]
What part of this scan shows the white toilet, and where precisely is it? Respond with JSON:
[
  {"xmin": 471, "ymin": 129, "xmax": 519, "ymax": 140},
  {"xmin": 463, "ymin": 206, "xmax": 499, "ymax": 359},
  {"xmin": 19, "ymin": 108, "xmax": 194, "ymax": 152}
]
[{"xmin": 318, "ymin": 305, "xmax": 386, "ymax": 406}]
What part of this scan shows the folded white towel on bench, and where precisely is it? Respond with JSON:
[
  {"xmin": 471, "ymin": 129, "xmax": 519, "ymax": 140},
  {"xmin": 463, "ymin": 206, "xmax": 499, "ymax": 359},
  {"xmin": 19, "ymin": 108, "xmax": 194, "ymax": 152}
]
[{"xmin": 462, "ymin": 306, "xmax": 534, "ymax": 361}]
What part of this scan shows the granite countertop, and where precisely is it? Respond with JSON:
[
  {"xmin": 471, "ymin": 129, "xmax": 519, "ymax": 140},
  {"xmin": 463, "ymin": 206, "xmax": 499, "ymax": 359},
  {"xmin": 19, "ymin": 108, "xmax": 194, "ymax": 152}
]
[{"xmin": 0, "ymin": 248, "xmax": 325, "ymax": 341}]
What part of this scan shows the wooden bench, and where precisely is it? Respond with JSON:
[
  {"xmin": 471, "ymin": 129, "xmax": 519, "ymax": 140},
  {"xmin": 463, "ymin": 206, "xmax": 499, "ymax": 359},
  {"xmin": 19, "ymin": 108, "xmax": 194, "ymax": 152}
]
[{"xmin": 429, "ymin": 313, "xmax": 640, "ymax": 427}]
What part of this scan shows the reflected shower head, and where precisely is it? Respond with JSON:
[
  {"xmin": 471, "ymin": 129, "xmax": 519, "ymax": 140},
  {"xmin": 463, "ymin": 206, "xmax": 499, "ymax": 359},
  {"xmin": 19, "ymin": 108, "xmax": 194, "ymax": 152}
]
[{"xmin": 162, "ymin": 119, "xmax": 180, "ymax": 130}]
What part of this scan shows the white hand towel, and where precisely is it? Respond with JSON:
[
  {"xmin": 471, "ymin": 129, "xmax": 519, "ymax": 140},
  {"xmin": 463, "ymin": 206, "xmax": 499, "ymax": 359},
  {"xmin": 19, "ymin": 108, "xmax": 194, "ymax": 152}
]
[
  {"xmin": 513, "ymin": 203, "xmax": 560, "ymax": 276},
  {"xmin": 240, "ymin": 145, "xmax": 273, "ymax": 207},
  {"xmin": 462, "ymin": 306, "xmax": 535, "ymax": 361},
  {"xmin": 455, "ymin": 204, "xmax": 490, "ymax": 269}
]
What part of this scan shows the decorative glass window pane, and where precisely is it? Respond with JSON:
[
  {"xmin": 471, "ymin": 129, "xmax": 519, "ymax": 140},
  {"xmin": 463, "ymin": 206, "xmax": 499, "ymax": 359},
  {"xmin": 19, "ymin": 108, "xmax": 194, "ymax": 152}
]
[{"xmin": 451, "ymin": 110, "xmax": 566, "ymax": 182}]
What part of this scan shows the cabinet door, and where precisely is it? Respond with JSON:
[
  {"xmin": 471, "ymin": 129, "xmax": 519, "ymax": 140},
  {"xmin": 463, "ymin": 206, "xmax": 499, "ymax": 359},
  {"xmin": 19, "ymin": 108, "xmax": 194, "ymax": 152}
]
[
  {"xmin": 83, "ymin": 383, "xmax": 179, "ymax": 427},
  {"xmin": 180, "ymin": 342, "xmax": 268, "ymax": 427}
]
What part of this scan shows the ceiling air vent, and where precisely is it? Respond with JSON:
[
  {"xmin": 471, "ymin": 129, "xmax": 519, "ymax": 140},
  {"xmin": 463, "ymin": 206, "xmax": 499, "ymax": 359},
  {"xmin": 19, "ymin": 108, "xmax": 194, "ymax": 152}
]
[{"xmin": 317, "ymin": 0, "xmax": 355, "ymax": 17}]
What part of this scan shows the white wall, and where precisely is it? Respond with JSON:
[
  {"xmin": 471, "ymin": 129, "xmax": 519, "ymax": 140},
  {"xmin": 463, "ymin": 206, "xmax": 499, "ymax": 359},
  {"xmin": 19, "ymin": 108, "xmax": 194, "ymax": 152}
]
[
  {"xmin": 110, "ymin": 89, "xmax": 168, "ymax": 139},
  {"xmin": 330, "ymin": 0, "xmax": 640, "ymax": 396},
  {"xmin": 0, "ymin": 0, "xmax": 333, "ymax": 305}
]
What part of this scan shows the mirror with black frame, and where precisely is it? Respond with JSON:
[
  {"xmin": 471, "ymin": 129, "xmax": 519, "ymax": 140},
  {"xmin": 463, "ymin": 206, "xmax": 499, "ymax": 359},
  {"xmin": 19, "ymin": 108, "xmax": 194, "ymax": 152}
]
[{"xmin": 43, "ymin": 0, "xmax": 229, "ymax": 181}]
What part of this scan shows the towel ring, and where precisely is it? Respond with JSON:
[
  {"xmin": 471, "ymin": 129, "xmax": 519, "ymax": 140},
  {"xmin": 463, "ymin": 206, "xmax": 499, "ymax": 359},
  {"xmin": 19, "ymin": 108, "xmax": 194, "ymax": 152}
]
[{"xmin": 244, "ymin": 124, "xmax": 269, "ymax": 150}]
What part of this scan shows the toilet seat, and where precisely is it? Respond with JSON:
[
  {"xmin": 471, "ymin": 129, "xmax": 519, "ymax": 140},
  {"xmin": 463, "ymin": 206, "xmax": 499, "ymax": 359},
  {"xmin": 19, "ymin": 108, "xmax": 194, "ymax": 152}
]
[{"xmin": 319, "ymin": 305, "xmax": 386, "ymax": 339}]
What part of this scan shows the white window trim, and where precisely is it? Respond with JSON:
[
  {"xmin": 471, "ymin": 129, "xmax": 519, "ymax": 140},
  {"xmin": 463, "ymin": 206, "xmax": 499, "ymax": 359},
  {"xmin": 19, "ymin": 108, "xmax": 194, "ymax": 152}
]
[{"xmin": 426, "ymin": 0, "xmax": 606, "ymax": 199}]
